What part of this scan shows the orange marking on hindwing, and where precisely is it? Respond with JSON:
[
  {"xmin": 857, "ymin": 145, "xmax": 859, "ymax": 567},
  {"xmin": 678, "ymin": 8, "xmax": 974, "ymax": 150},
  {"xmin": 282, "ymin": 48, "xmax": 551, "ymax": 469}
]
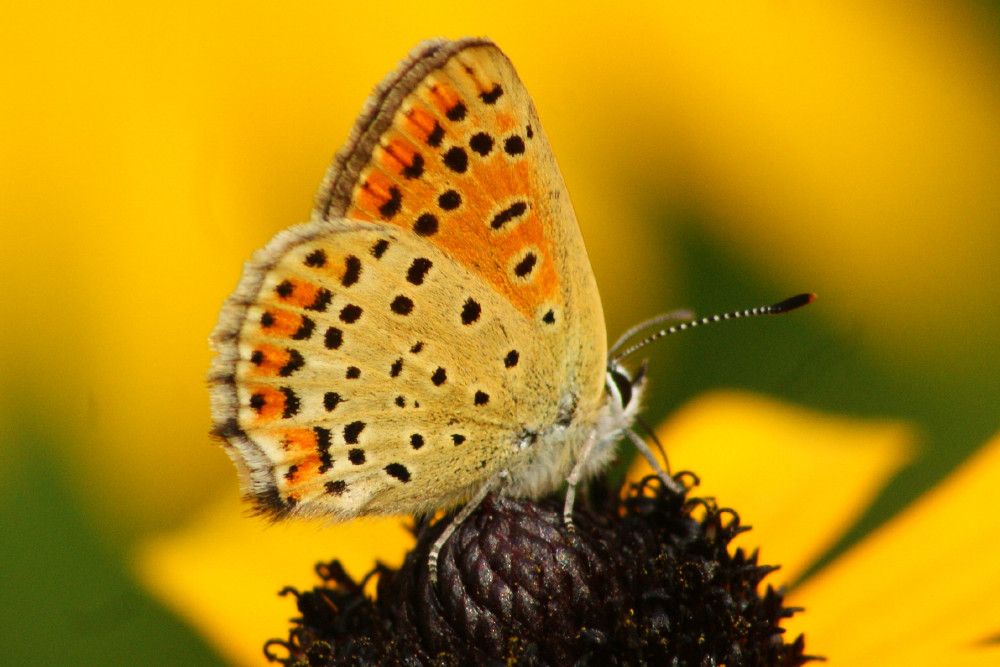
[
  {"xmin": 249, "ymin": 344, "xmax": 292, "ymax": 376},
  {"xmin": 270, "ymin": 278, "xmax": 329, "ymax": 311},
  {"xmin": 247, "ymin": 386, "xmax": 288, "ymax": 421},
  {"xmin": 278, "ymin": 428, "xmax": 318, "ymax": 454},
  {"xmin": 282, "ymin": 456, "xmax": 321, "ymax": 487},
  {"xmin": 258, "ymin": 308, "xmax": 305, "ymax": 338}
]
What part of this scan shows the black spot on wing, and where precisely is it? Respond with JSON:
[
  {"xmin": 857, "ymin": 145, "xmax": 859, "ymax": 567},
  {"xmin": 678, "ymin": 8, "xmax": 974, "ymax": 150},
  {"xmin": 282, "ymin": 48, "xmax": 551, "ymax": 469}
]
[
  {"xmin": 292, "ymin": 316, "xmax": 314, "ymax": 340},
  {"xmin": 514, "ymin": 252, "xmax": 537, "ymax": 278},
  {"xmin": 443, "ymin": 146, "xmax": 468, "ymax": 173},
  {"xmin": 426, "ymin": 121, "xmax": 444, "ymax": 147},
  {"xmin": 491, "ymin": 201, "xmax": 528, "ymax": 230},
  {"xmin": 324, "ymin": 392, "xmax": 343, "ymax": 411},
  {"xmin": 402, "ymin": 153, "xmax": 425, "ymax": 179},
  {"xmin": 341, "ymin": 255, "xmax": 362, "ymax": 287},
  {"xmin": 406, "ymin": 258, "xmax": 433, "ymax": 285},
  {"xmin": 446, "ymin": 102, "xmax": 467, "ymax": 121},
  {"xmin": 280, "ymin": 387, "xmax": 300, "ymax": 418},
  {"xmin": 390, "ymin": 295, "xmax": 414, "ymax": 315},
  {"xmin": 343, "ymin": 421, "xmax": 365, "ymax": 445},
  {"xmin": 413, "ymin": 213, "xmax": 438, "ymax": 236},
  {"xmin": 504, "ymin": 135, "xmax": 526, "ymax": 156},
  {"xmin": 306, "ymin": 289, "xmax": 332, "ymax": 312},
  {"xmin": 325, "ymin": 327, "xmax": 343, "ymax": 350},
  {"xmin": 278, "ymin": 349, "xmax": 304, "ymax": 377},
  {"xmin": 249, "ymin": 393, "xmax": 266, "ymax": 413},
  {"xmin": 371, "ymin": 239, "xmax": 390, "ymax": 258},
  {"xmin": 438, "ymin": 189, "xmax": 461, "ymax": 210},
  {"xmin": 469, "ymin": 132, "xmax": 494, "ymax": 156},
  {"xmin": 384, "ymin": 463, "xmax": 411, "ymax": 482},
  {"xmin": 304, "ymin": 249, "xmax": 326, "ymax": 267},
  {"xmin": 480, "ymin": 84, "xmax": 503, "ymax": 104},
  {"xmin": 378, "ymin": 186, "xmax": 403, "ymax": 220},
  {"xmin": 340, "ymin": 304, "xmax": 363, "ymax": 323},
  {"xmin": 460, "ymin": 298, "xmax": 481, "ymax": 325},
  {"xmin": 315, "ymin": 427, "xmax": 333, "ymax": 472}
]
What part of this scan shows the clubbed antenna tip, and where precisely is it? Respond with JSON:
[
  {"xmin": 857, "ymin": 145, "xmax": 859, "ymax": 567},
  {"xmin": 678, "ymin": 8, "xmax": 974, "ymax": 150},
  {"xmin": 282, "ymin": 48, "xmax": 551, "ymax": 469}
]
[{"xmin": 769, "ymin": 293, "xmax": 817, "ymax": 314}]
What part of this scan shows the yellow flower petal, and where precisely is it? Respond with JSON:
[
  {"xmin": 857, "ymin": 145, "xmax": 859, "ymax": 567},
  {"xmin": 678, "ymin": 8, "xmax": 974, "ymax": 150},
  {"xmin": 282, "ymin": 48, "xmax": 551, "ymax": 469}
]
[
  {"xmin": 133, "ymin": 494, "xmax": 413, "ymax": 667},
  {"xmin": 635, "ymin": 391, "xmax": 913, "ymax": 581},
  {"xmin": 786, "ymin": 433, "xmax": 1000, "ymax": 663}
]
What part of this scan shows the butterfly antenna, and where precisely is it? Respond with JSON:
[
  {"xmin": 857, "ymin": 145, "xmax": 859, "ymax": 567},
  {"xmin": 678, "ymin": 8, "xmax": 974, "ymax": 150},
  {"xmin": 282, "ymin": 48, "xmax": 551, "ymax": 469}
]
[
  {"xmin": 609, "ymin": 309, "xmax": 694, "ymax": 356},
  {"xmin": 611, "ymin": 293, "xmax": 816, "ymax": 365}
]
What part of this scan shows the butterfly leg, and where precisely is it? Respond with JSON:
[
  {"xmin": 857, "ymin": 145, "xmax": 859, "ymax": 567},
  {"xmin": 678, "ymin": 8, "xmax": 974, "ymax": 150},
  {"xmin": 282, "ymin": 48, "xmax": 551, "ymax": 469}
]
[
  {"xmin": 562, "ymin": 430, "xmax": 598, "ymax": 530},
  {"xmin": 429, "ymin": 469, "xmax": 509, "ymax": 585},
  {"xmin": 625, "ymin": 428, "xmax": 685, "ymax": 494}
]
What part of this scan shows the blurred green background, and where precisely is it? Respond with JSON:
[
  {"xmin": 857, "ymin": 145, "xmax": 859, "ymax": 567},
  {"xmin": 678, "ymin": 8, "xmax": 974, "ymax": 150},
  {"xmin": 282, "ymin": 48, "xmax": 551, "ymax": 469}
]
[{"xmin": 2, "ymin": 2, "xmax": 998, "ymax": 664}]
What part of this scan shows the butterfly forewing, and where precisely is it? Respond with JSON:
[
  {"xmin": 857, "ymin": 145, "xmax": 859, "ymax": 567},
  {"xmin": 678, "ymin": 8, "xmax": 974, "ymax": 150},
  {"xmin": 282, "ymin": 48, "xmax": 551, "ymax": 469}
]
[{"xmin": 316, "ymin": 39, "xmax": 606, "ymax": 410}]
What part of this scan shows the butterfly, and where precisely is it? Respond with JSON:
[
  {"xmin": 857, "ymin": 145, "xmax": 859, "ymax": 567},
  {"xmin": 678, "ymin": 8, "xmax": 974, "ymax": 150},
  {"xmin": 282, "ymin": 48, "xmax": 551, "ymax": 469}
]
[{"xmin": 209, "ymin": 37, "xmax": 812, "ymax": 573}]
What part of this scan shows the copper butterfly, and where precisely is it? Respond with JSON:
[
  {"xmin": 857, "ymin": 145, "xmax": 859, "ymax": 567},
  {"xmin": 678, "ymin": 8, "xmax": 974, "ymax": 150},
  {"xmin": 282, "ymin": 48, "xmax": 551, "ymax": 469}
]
[{"xmin": 209, "ymin": 38, "xmax": 813, "ymax": 573}]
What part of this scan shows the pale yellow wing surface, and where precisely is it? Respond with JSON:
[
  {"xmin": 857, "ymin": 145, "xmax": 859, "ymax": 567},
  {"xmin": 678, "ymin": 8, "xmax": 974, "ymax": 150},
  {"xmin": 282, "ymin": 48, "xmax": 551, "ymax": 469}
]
[{"xmin": 212, "ymin": 220, "xmax": 566, "ymax": 517}]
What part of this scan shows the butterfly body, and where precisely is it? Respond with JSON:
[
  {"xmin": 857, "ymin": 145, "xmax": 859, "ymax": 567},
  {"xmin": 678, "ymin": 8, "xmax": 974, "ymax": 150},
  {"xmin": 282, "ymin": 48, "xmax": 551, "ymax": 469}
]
[{"xmin": 211, "ymin": 38, "xmax": 635, "ymax": 522}]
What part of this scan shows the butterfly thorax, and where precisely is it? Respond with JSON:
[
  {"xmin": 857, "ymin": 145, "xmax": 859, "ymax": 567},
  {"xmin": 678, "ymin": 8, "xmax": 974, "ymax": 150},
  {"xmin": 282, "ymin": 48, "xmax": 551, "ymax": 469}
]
[{"xmin": 501, "ymin": 369, "xmax": 644, "ymax": 500}]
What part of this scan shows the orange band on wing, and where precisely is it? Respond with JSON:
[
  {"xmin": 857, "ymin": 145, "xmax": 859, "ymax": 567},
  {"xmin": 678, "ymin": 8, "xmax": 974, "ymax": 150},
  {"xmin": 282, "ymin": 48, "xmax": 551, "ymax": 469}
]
[
  {"xmin": 248, "ymin": 344, "xmax": 293, "ymax": 376},
  {"xmin": 402, "ymin": 106, "xmax": 442, "ymax": 145},
  {"xmin": 378, "ymin": 137, "xmax": 425, "ymax": 179},
  {"xmin": 355, "ymin": 170, "xmax": 401, "ymax": 222},
  {"xmin": 427, "ymin": 81, "xmax": 462, "ymax": 117},
  {"xmin": 246, "ymin": 386, "xmax": 294, "ymax": 421},
  {"xmin": 279, "ymin": 428, "xmax": 319, "ymax": 454},
  {"xmin": 283, "ymin": 456, "xmax": 321, "ymax": 486}
]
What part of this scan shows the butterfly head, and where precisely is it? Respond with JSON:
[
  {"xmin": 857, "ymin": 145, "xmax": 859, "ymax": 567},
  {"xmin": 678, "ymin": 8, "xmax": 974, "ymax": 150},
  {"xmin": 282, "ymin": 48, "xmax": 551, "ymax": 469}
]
[{"xmin": 605, "ymin": 358, "xmax": 647, "ymax": 412}]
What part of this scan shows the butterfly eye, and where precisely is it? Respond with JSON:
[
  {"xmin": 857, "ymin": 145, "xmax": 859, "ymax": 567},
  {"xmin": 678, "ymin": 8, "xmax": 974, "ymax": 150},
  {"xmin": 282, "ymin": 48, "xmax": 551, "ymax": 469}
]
[{"xmin": 608, "ymin": 367, "xmax": 634, "ymax": 408}]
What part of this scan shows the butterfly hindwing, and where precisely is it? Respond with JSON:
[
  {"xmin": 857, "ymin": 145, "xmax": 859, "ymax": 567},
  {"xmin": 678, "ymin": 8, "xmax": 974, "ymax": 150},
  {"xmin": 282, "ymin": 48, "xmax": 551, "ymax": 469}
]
[{"xmin": 212, "ymin": 220, "xmax": 563, "ymax": 517}]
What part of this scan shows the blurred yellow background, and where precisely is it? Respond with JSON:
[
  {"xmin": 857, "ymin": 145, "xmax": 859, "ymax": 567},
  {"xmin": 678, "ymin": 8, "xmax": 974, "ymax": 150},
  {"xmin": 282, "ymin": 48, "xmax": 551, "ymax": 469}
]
[{"xmin": 2, "ymin": 1, "xmax": 998, "ymax": 664}]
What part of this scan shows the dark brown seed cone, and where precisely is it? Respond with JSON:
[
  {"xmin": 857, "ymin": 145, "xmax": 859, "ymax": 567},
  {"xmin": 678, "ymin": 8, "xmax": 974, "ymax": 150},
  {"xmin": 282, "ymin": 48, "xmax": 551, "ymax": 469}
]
[{"xmin": 264, "ymin": 474, "xmax": 817, "ymax": 666}]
